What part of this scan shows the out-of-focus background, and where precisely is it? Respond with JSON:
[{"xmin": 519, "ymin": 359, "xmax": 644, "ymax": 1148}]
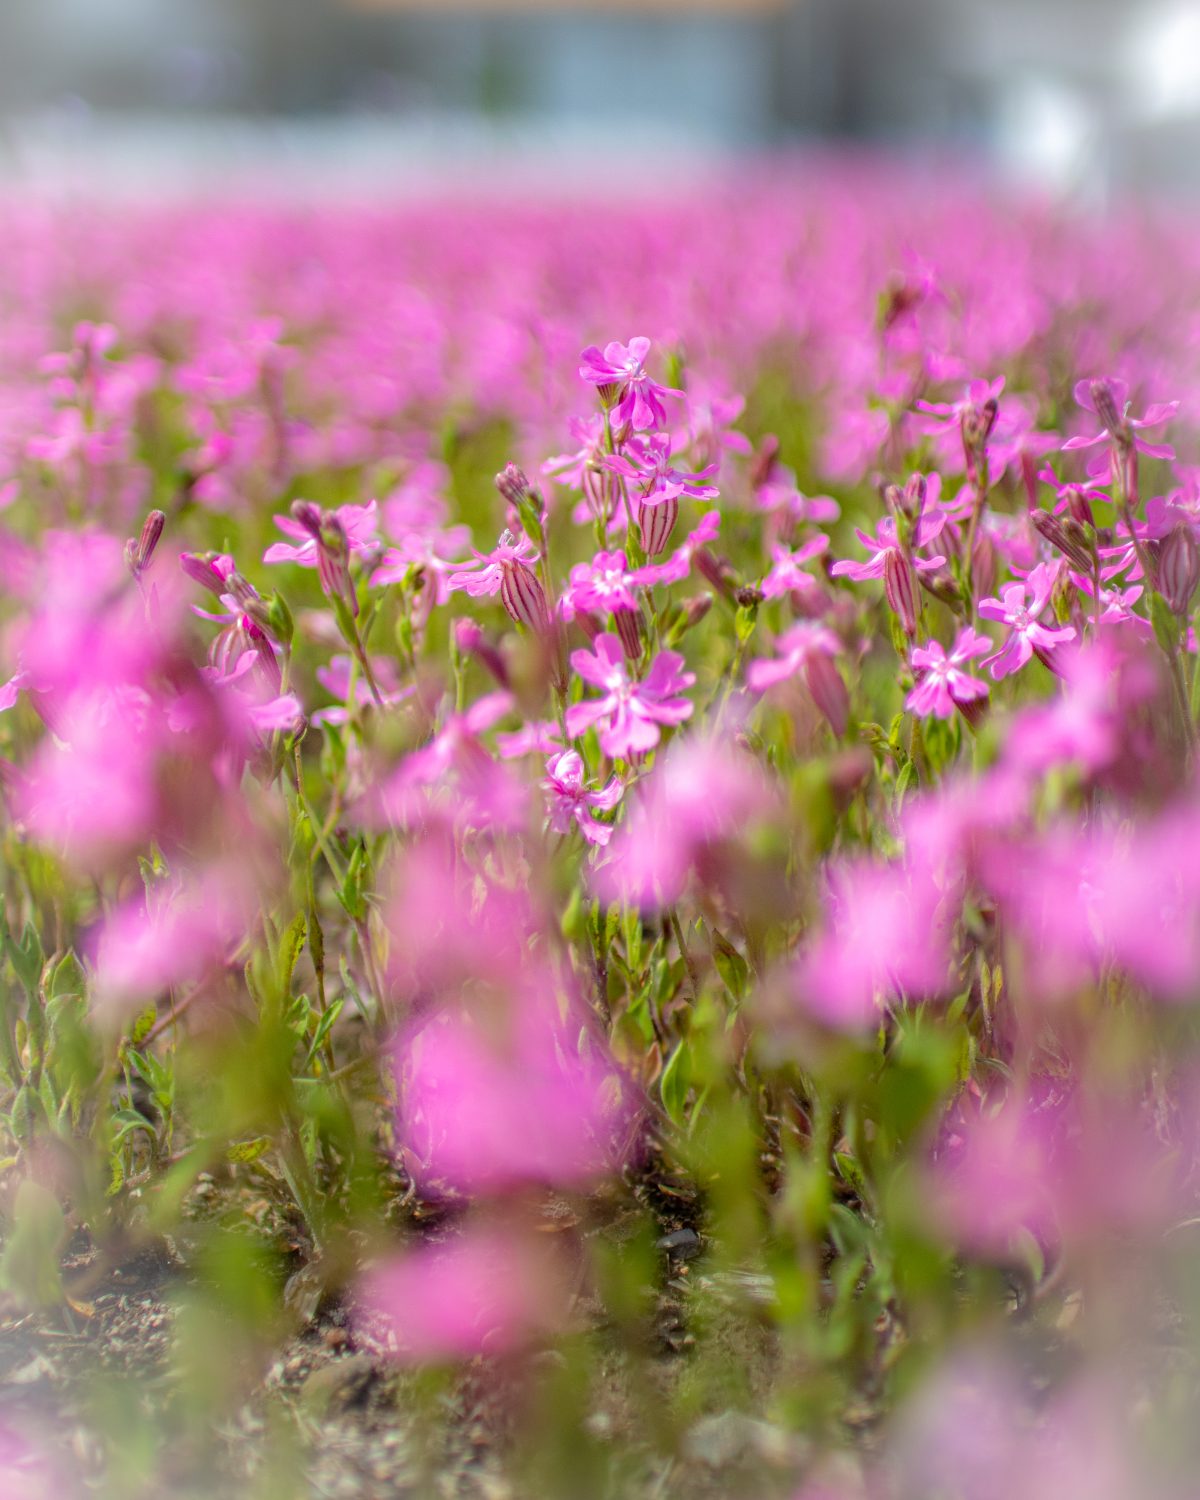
[{"xmin": 0, "ymin": 0, "xmax": 1198, "ymax": 197}]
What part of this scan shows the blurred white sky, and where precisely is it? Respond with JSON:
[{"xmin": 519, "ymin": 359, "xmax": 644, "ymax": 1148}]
[{"xmin": 1, "ymin": 0, "xmax": 1199, "ymax": 195}]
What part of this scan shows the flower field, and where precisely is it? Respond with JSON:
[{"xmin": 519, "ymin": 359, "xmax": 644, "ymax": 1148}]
[{"xmin": 3, "ymin": 161, "xmax": 1200, "ymax": 1496}]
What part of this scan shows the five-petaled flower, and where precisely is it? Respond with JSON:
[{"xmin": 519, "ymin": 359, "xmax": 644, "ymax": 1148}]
[
  {"xmin": 542, "ymin": 749, "xmax": 623, "ymax": 845},
  {"xmin": 566, "ymin": 634, "xmax": 694, "ymax": 759},
  {"xmin": 907, "ymin": 628, "xmax": 991, "ymax": 719},
  {"xmin": 978, "ymin": 565, "xmax": 1076, "ymax": 679},
  {"xmin": 446, "ymin": 529, "xmax": 551, "ymax": 633},
  {"xmin": 578, "ymin": 337, "xmax": 681, "ymax": 431}
]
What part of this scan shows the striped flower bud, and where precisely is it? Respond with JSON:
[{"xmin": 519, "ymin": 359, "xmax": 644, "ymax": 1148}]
[
  {"xmin": 883, "ymin": 548, "xmax": 919, "ymax": 638},
  {"xmin": 637, "ymin": 495, "xmax": 678, "ymax": 558},
  {"xmin": 1158, "ymin": 523, "xmax": 1200, "ymax": 616}
]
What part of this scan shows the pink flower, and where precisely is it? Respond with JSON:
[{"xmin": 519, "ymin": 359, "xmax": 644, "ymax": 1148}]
[
  {"xmin": 358, "ymin": 1223, "xmax": 570, "ymax": 1363},
  {"xmin": 311, "ymin": 654, "xmax": 411, "ymax": 726},
  {"xmin": 542, "ymin": 749, "xmax": 622, "ymax": 845},
  {"xmin": 566, "ymin": 635, "xmax": 694, "ymax": 759},
  {"xmin": 578, "ymin": 335, "xmax": 681, "ymax": 431},
  {"xmin": 978, "ymin": 564, "xmax": 1075, "ymax": 679},
  {"xmin": 747, "ymin": 621, "xmax": 848, "ymax": 735},
  {"xmin": 906, "ymin": 627, "xmax": 991, "ymax": 720},
  {"xmin": 759, "ymin": 536, "xmax": 830, "ymax": 604},
  {"xmin": 596, "ymin": 734, "xmax": 776, "ymax": 908},
  {"xmin": 393, "ymin": 988, "xmax": 631, "ymax": 1192},
  {"xmin": 263, "ymin": 499, "xmax": 378, "ymax": 568},
  {"xmin": 830, "ymin": 514, "xmax": 945, "ymax": 583},
  {"xmin": 1063, "ymin": 375, "xmax": 1178, "ymax": 462},
  {"xmin": 793, "ymin": 857, "xmax": 951, "ymax": 1029},
  {"xmin": 602, "ymin": 433, "xmax": 718, "ymax": 508},
  {"xmin": 446, "ymin": 529, "xmax": 550, "ymax": 633}
]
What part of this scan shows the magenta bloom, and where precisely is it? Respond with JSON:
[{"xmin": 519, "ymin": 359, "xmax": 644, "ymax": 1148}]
[
  {"xmin": 542, "ymin": 749, "xmax": 622, "ymax": 845},
  {"xmin": 1063, "ymin": 375, "xmax": 1178, "ymax": 462},
  {"xmin": 263, "ymin": 499, "xmax": 378, "ymax": 568},
  {"xmin": 830, "ymin": 514, "xmax": 945, "ymax": 583},
  {"xmin": 602, "ymin": 433, "xmax": 718, "ymax": 508},
  {"xmin": 596, "ymin": 734, "xmax": 776, "ymax": 908},
  {"xmin": 906, "ymin": 627, "xmax": 991, "ymax": 719},
  {"xmin": 978, "ymin": 565, "xmax": 1075, "ymax": 679},
  {"xmin": 759, "ymin": 537, "xmax": 830, "ymax": 603},
  {"xmin": 578, "ymin": 336, "xmax": 681, "ymax": 430},
  {"xmin": 747, "ymin": 621, "xmax": 848, "ymax": 735},
  {"xmin": 446, "ymin": 529, "xmax": 549, "ymax": 632},
  {"xmin": 794, "ymin": 858, "xmax": 951, "ymax": 1029},
  {"xmin": 915, "ymin": 374, "xmax": 1005, "ymax": 434},
  {"xmin": 394, "ymin": 989, "xmax": 630, "ymax": 1192},
  {"xmin": 566, "ymin": 635, "xmax": 694, "ymax": 758},
  {"xmin": 358, "ymin": 1224, "xmax": 569, "ymax": 1363}
]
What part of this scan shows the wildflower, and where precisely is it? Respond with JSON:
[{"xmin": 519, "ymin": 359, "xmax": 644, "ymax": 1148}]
[
  {"xmin": 266, "ymin": 500, "xmax": 376, "ymax": 617},
  {"xmin": 446, "ymin": 530, "xmax": 550, "ymax": 633},
  {"xmin": 759, "ymin": 537, "xmax": 830, "ymax": 606},
  {"xmin": 311, "ymin": 654, "xmax": 411, "ymax": 726},
  {"xmin": 393, "ymin": 988, "xmax": 631, "ymax": 1191},
  {"xmin": 906, "ymin": 628, "xmax": 991, "ymax": 720},
  {"xmin": 562, "ymin": 550, "xmax": 643, "ymax": 658},
  {"xmin": 1064, "ymin": 376, "xmax": 1178, "ymax": 463},
  {"xmin": 978, "ymin": 565, "xmax": 1076, "ymax": 679},
  {"xmin": 747, "ymin": 621, "xmax": 848, "ymax": 735},
  {"xmin": 264, "ymin": 499, "xmax": 378, "ymax": 571},
  {"xmin": 541, "ymin": 749, "xmax": 622, "ymax": 845},
  {"xmin": 566, "ymin": 635, "xmax": 694, "ymax": 759},
  {"xmin": 830, "ymin": 515, "xmax": 946, "ymax": 584},
  {"xmin": 602, "ymin": 433, "xmax": 718, "ymax": 509},
  {"xmin": 358, "ymin": 1224, "xmax": 571, "ymax": 1363},
  {"xmin": 1157, "ymin": 523, "xmax": 1200, "ymax": 615},
  {"xmin": 578, "ymin": 336, "xmax": 681, "ymax": 430},
  {"xmin": 793, "ymin": 857, "xmax": 951, "ymax": 1029}
]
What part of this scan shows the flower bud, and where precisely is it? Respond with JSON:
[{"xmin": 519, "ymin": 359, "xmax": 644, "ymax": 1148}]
[
  {"xmin": 614, "ymin": 608, "xmax": 642, "ymax": 661},
  {"xmin": 1089, "ymin": 378, "xmax": 1125, "ymax": 439},
  {"xmin": 498, "ymin": 551, "xmax": 551, "ymax": 635},
  {"xmin": 454, "ymin": 618, "xmax": 511, "ymax": 688},
  {"xmin": 694, "ymin": 545, "xmax": 737, "ymax": 600},
  {"xmin": 804, "ymin": 653, "xmax": 849, "ymax": 737},
  {"xmin": 125, "ymin": 509, "xmax": 166, "ymax": 578},
  {"xmin": 1031, "ymin": 509, "xmax": 1094, "ymax": 574},
  {"xmin": 1158, "ymin": 523, "xmax": 1200, "ymax": 616},
  {"xmin": 1060, "ymin": 484, "xmax": 1096, "ymax": 528},
  {"xmin": 638, "ymin": 496, "xmax": 678, "ymax": 558},
  {"xmin": 749, "ymin": 434, "xmax": 780, "ymax": 490},
  {"xmin": 883, "ymin": 549, "xmax": 918, "ymax": 638}
]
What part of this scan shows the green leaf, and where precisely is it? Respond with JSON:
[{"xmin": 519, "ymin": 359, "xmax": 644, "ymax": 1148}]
[
  {"xmin": 660, "ymin": 1041, "xmax": 692, "ymax": 1127},
  {"xmin": 276, "ymin": 913, "xmax": 307, "ymax": 998},
  {"xmin": 227, "ymin": 1136, "xmax": 272, "ymax": 1164},
  {"xmin": 711, "ymin": 931, "xmax": 749, "ymax": 1003}
]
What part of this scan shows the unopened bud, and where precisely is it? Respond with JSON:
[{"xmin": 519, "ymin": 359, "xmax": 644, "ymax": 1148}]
[
  {"xmin": 614, "ymin": 608, "xmax": 642, "ymax": 661},
  {"xmin": 638, "ymin": 496, "xmax": 678, "ymax": 558},
  {"xmin": 750, "ymin": 434, "xmax": 780, "ymax": 490},
  {"xmin": 125, "ymin": 509, "xmax": 166, "ymax": 578},
  {"xmin": 1031, "ymin": 509, "xmax": 1094, "ymax": 574},
  {"xmin": 804, "ymin": 654, "xmax": 849, "ymax": 738},
  {"xmin": 1089, "ymin": 378, "xmax": 1125, "ymax": 440},
  {"xmin": 1061, "ymin": 485, "xmax": 1096, "ymax": 528},
  {"xmin": 495, "ymin": 463, "xmax": 534, "ymax": 510},
  {"xmin": 883, "ymin": 548, "xmax": 919, "ymax": 637},
  {"xmin": 694, "ymin": 545, "xmax": 737, "ymax": 600},
  {"xmin": 453, "ymin": 618, "xmax": 510, "ymax": 688},
  {"xmin": 1158, "ymin": 523, "xmax": 1200, "ymax": 616}
]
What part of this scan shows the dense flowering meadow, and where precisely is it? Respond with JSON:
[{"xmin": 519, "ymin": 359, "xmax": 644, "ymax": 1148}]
[{"xmin": 5, "ymin": 163, "xmax": 1200, "ymax": 1495}]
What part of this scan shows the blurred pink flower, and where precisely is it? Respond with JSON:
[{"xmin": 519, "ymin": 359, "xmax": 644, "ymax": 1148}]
[
  {"xmin": 394, "ymin": 988, "xmax": 630, "ymax": 1193},
  {"xmin": 358, "ymin": 1223, "xmax": 570, "ymax": 1363},
  {"xmin": 542, "ymin": 749, "xmax": 622, "ymax": 845}
]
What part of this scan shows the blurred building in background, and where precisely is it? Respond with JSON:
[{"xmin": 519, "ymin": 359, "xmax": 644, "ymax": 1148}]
[{"xmin": 0, "ymin": 0, "xmax": 1198, "ymax": 194}]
